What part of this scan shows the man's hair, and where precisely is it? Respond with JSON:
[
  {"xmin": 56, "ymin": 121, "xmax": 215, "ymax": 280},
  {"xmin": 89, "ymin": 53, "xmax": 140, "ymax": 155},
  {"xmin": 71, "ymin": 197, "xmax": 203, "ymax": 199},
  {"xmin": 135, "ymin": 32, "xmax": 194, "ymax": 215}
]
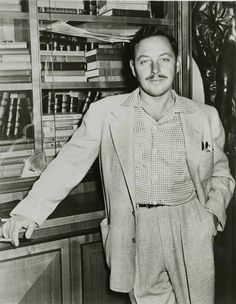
[{"xmin": 128, "ymin": 25, "xmax": 178, "ymax": 61}]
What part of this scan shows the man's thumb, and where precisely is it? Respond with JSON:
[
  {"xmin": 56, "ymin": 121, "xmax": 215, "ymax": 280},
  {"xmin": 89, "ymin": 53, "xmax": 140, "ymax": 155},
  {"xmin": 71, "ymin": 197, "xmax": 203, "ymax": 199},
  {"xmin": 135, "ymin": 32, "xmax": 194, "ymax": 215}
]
[{"xmin": 25, "ymin": 223, "xmax": 35, "ymax": 239}]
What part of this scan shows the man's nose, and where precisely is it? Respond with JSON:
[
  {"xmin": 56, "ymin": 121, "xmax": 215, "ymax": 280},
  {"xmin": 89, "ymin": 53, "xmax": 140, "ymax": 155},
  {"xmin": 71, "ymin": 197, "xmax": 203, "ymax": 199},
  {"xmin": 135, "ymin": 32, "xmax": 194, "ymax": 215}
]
[{"xmin": 151, "ymin": 61, "xmax": 160, "ymax": 74}]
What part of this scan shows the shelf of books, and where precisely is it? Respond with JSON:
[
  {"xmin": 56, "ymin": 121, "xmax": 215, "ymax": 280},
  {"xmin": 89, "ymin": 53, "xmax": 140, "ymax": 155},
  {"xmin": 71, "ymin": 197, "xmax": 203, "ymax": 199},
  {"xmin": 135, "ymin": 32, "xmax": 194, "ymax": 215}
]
[
  {"xmin": 0, "ymin": 0, "xmax": 188, "ymax": 198},
  {"xmin": 0, "ymin": 0, "xmax": 37, "ymax": 195}
]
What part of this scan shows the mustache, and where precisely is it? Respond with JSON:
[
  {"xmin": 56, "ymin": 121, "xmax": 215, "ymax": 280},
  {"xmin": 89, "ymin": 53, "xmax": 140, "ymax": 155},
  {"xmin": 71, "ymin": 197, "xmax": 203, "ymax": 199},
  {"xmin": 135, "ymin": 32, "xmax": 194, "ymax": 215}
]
[{"xmin": 146, "ymin": 73, "xmax": 167, "ymax": 80}]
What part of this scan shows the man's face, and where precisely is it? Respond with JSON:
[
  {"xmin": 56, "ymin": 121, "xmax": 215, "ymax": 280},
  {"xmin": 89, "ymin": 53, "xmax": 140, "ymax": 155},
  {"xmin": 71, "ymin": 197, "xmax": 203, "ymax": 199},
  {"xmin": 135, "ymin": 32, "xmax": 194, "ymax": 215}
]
[{"xmin": 130, "ymin": 35, "xmax": 179, "ymax": 98}]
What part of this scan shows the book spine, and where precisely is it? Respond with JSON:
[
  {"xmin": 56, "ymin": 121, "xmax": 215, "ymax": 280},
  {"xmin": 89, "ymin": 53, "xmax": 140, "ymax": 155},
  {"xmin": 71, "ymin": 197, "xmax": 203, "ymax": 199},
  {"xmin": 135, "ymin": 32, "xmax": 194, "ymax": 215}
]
[
  {"xmin": 42, "ymin": 75, "xmax": 87, "ymax": 82},
  {"xmin": 43, "ymin": 129, "xmax": 76, "ymax": 138},
  {"xmin": 88, "ymin": 75, "xmax": 125, "ymax": 82},
  {"xmin": 0, "ymin": 76, "xmax": 31, "ymax": 83},
  {"xmin": 38, "ymin": 7, "xmax": 84, "ymax": 14},
  {"xmin": 0, "ymin": 62, "xmax": 31, "ymax": 70},
  {"xmin": 0, "ymin": 49, "xmax": 29, "ymax": 55},
  {"xmin": 37, "ymin": 0, "xmax": 84, "ymax": 9},
  {"xmin": 0, "ymin": 92, "xmax": 10, "ymax": 136},
  {"xmin": 103, "ymin": 9, "xmax": 150, "ymax": 17},
  {"xmin": 0, "ymin": 142, "xmax": 34, "ymax": 153},
  {"xmin": 87, "ymin": 60, "xmax": 123, "ymax": 70},
  {"xmin": 0, "ymin": 70, "xmax": 31, "ymax": 76},
  {"xmin": 41, "ymin": 70, "xmax": 85, "ymax": 76},
  {"xmin": 43, "ymin": 119, "xmax": 80, "ymax": 127},
  {"xmin": 5, "ymin": 96, "xmax": 17, "ymax": 138},
  {"xmin": 99, "ymin": 2, "xmax": 149, "ymax": 14},
  {"xmin": 86, "ymin": 54, "xmax": 124, "ymax": 63},
  {"xmin": 86, "ymin": 68, "xmax": 123, "ymax": 78},
  {"xmin": 0, "ymin": 163, "xmax": 24, "ymax": 179},
  {"xmin": 42, "ymin": 113, "xmax": 82, "ymax": 121},
  {"xmin": 0, "ymin": 54, "xmax": 31, "ymax": 63},
  {"xmin": 0, "ymin": 42, "xmax": 27, "ymax": 49},
  {"xmin": 85, "ymin": 47, "xmax": 123, "ymax": 57},
  {"xmin": 0, "ymin": 149, "xmax": 34, "ymax": 158},
  {"xmin": 41, "ymin": 62, "xmax": 86, "ymax": 71},
  {"xmin": 13, "ymin": 98, "xmax": 22, "ymax": 137},
  {"xmin": 41, "ymin": 55, "xmax": 85, "ymax": 62},
  {"xmin": 40, "ymin": 50, "xmax": 85, "ymax": 56}
]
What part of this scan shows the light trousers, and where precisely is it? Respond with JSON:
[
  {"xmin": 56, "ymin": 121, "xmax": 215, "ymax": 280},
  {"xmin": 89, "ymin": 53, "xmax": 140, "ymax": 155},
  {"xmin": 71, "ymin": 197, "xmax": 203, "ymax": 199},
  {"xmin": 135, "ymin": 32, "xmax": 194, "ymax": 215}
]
[{"xmin": 129, "ymin": 197, "xmax": 216, "ymax": 304}]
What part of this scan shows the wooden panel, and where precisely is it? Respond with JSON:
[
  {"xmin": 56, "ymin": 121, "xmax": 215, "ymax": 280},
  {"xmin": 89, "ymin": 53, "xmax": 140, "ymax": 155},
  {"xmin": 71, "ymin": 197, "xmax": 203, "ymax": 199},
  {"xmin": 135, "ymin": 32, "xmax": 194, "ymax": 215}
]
[
  {"xmin": 0, "ymin": 239, "xmax": 71, "ymax": 304},
  {"xmin": 70, "ymin": 234, "xmax": 129, "ymax": 304}
]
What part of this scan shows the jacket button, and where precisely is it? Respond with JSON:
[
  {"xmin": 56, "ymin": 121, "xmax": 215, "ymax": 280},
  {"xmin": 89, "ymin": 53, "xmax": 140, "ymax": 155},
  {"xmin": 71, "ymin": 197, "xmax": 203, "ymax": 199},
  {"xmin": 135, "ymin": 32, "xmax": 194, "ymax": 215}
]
[{"xmin": 132, "ymin": 237, "xmax": 136, "ymax": 243}]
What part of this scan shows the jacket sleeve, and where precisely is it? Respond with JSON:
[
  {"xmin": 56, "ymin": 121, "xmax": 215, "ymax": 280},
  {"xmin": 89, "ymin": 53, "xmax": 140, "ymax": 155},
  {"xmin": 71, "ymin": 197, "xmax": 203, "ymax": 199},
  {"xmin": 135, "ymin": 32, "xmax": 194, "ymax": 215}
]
[
  {"xmin": 10, "ymin": 103, "xmax": 102, "ymax": 226},
  {"xmin": 205, "ymin": 107, "xmax": 235, "ymax": 230}
]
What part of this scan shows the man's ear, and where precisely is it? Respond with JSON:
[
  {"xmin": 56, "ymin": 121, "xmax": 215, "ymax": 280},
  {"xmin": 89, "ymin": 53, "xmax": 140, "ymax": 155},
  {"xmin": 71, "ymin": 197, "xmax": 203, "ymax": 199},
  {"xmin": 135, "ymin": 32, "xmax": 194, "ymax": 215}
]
[
  {"xmin": 129, "ymin": 60, "xmax": 136, "ymax": 77},
  {"xmin": 176, "ymin": 56, "xmax": 181, "ymax": 73}
]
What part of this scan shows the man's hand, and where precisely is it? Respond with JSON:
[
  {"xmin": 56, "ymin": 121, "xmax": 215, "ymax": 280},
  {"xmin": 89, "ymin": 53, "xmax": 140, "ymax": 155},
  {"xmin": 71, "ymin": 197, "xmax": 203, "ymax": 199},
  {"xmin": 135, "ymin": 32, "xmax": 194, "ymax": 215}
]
[{"xmin": 1, "ymin": 215, "xmax": 37, "ymax": 247}]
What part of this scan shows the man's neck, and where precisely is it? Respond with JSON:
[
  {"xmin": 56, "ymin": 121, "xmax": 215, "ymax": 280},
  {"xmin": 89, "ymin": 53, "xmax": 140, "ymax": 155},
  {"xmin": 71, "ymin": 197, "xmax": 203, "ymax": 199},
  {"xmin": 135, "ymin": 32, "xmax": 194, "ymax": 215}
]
[{"xmin": 139, "ymin": 90, "xmax": 175, "ymax": 121}]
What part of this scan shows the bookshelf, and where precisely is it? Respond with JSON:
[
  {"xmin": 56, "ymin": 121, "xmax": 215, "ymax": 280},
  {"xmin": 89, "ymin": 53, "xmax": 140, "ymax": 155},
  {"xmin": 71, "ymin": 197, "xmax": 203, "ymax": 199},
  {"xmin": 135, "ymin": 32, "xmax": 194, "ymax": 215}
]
[{"xmin": 0, "ymin": 0, "xmax": 191, "ymax": 198}]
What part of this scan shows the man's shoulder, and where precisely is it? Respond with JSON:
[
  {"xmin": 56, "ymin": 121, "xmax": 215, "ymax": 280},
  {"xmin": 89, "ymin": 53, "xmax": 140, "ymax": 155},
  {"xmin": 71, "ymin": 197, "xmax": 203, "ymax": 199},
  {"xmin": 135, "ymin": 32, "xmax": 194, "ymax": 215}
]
[
  {"xmin": 179, "ymin": 95, "xmax": 218, "ymax": 116},
  {"xmin": 91, "ymin": 92, "xmax": 130, "ymax": 113}
]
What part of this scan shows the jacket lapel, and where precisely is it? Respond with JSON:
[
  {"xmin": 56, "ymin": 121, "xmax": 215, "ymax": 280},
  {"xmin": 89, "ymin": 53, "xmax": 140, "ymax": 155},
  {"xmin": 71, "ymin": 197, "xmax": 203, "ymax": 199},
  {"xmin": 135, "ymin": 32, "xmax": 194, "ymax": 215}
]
[
  {"xmin": 176, "ymin": 95, "xmax": 203, "ymax": 180},
  {"xmin": 109, "ymin": 91, "xmax": 138, "ymax": 209}
]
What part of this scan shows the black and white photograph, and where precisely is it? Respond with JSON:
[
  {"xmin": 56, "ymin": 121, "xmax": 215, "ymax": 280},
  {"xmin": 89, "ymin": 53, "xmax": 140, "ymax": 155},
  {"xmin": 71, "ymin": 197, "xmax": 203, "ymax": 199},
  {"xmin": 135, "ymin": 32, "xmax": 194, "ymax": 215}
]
[{"xmin": 0, "ymin": 1, "xmax": 236, "ymax": 303}]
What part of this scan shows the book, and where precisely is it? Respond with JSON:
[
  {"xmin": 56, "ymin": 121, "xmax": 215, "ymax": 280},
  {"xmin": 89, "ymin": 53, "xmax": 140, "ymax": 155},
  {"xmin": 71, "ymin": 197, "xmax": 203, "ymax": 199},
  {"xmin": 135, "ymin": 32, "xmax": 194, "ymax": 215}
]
[
  {"xmin": 0, "ymin": 92, "xmax": 10, "ymax": 136},
  {"xmin": 85, "ymin": 47, "xmax": 123, "ymax": 57},
  {"xmin": 37, "ymin": 0, "xmax": 84, "ymax": 9},
  {"xmin": 40, "ymin": 50, "xmax": 85, "ymax": 56},
  {"xmin": 88, "ymin": 75, "xmax": 125, "ymax": 82},
  {"xmin": 0, "ymin": 148, "xmax": 34, "ymax": 159},
  {"xmin": 87, "ymin": 60, "xmax": 123, "ymax": 70},
  {"xmin": 0, "ymin": 163, "xmax": 24, "ymax": 178},
  {"xmin": 0, "ymin": 54, "xmax": 31, "ymax": 63},
  {"xmin": 42, "ymin": 113, "xmax": 82, "ymax": 121},
  {"xmin": 42, "ymin": 75, "xmax": 87, "ymax": 82},
  {"xmin": 99, "ymin": 1, "xmax": 149, "ymax": 15},
  {"xmin": 43, "ymin": 129, "xmax": 77, "ymax": 138},
  {"xmin": 0, "ymin": 142, "xmax": 34, "ymax": 153},
  {"xmin": 0, "ymin": 42, "xmax": 28, "ymax": 49},
  {"xmin": 0, "ymin": 0, "xmax": 21, "ymax": 3},
  {"xmin": 0, "ymin": 4, "xmax": 21, "ymax": 11},
  {"xmin": 0, "ymin": 48, "xmax": 29, "ymax": 55},
  {"xmin": 43, "ymin": 119, "xmax": 80, "ymax": 127},
  {"xmin": 86, "ymin": 53, "xmax": 124, "ymax": 63},
  {"xmin": 0, "ymin": 62, "xmax": 31, "ymax": 70},
  {"xmin": 86, "ymin": 68, "xmax": 123, "ymax": 78},
  {"xmin": 38, "ymin": 7, "xmax": 84, "ymax": 14},
  {"xmin": 40, "ymin": 55, "xmax": 85, "ymax": 62},
  {"xmin": 41, "ymin": 70, "xmax": 85, "ymax": 76},
  {"xmin": 101, "ymin": 9, "xmax": 150, "ymax": 17},
  {"xmin": 41, "ymin": 61, "xmax": 86, "ymax": 71},
  {"xmin": 0, "ymin": 70, "xmax": 31, "ymax": 76},
  {"xmin": 0, "ymin": 76, "xmax": 31, "ymax": 83},
  {"xmin": 4, "ymin": 94, "xmax": 17, "ymax": 138}
]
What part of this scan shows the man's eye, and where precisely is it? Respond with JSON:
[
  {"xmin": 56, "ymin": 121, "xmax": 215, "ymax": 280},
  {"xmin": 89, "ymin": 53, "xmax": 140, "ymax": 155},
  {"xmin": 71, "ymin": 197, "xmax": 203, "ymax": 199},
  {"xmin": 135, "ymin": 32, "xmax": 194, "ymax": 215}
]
[
  {"xmin": 139, "ymin": 59, "xmax": 150, "ymax": 64},
  {"xmin": 162, "ymin": 57, "xmax": 170, "ymax": 62}
]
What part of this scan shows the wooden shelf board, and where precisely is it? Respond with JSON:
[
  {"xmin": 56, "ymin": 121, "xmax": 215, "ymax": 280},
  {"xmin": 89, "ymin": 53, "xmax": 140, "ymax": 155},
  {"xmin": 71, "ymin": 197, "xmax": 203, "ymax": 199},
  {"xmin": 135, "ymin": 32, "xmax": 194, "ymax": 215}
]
[
  {"xmin": 41, "ymin": 81, "xmax": 127, "ymax": 90},
  {"xmin": 38, "ymin": 13, "xmax": 173, "ymax": 25}
]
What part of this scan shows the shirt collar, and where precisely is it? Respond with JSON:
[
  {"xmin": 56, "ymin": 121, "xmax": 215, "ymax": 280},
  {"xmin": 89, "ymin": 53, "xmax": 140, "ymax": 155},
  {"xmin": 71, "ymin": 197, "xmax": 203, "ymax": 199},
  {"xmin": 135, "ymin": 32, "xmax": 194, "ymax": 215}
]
[{"xmin": 122, "ymin": 88, "xmax": 197, "ymax": 114}]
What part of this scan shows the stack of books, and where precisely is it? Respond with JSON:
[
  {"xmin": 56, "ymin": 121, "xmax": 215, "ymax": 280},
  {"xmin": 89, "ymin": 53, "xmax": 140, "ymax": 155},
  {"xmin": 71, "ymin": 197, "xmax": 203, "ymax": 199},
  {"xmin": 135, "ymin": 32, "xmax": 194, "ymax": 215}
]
[
  {"xmin": 0, "ymin": 41, "xmax": 31, "ymax": 83},
  {"xmin": 37, "ymin": 0, "xmax": 85, "ymax": 14},
  {"xmin": 42, "ymin": 90, "xmax": 102, "ymax": 161},
  {"xmin": 98, "ymin": 0, "xmax": 150, "ymax": 17},
  {"xmin": 85, "ymin": 45, "xmax": 125, "ymax": 82},
  {"xmin": 40, "ymin": 31, "xmax": 87, "ymax": 83},
  {"xmin": 0, "ymin": 139, "xmax": 34, "ymax": 179},
  {"xmin": 0, "ymin": 0, "xmax": 22, "ymax": 12}
]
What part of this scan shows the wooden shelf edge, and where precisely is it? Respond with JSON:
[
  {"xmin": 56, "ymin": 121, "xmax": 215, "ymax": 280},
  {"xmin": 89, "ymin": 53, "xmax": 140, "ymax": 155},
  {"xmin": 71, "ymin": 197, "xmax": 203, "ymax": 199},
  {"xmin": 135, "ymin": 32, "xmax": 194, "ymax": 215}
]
[
  {"xmin": 38, "ymin": 13, "xmax": 174, "ymax": 25},
  {"xmin": 41, "ymin": 81, "xmax": 127, "ymax": 89}
]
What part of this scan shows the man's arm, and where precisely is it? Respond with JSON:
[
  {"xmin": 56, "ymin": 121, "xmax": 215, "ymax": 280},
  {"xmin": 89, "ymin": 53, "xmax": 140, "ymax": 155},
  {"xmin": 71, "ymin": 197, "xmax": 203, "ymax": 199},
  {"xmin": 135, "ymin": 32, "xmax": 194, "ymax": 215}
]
[
  {"xmin": 1, "ymin": 103, "xmax": 103, "ymax": 246},
  {"xmin": 205, "ymin": 107, "xmax": 235, "ymax": 231}
]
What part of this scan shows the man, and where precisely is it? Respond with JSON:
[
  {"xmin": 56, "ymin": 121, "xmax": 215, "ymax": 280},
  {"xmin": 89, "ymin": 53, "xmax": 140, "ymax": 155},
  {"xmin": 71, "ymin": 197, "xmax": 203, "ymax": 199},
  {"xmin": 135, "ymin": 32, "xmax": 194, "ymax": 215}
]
[{"xmin": 2, "ymin": 26, "xmax": 235, "ymax": 304}]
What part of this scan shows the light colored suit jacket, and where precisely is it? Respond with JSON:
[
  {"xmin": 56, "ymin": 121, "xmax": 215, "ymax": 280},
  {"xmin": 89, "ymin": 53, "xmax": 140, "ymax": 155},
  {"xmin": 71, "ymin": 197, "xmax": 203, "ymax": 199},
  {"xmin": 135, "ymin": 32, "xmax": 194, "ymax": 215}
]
[{"xmin": 11, "ymin": 88, "xmax": 235, "ymax": 292}]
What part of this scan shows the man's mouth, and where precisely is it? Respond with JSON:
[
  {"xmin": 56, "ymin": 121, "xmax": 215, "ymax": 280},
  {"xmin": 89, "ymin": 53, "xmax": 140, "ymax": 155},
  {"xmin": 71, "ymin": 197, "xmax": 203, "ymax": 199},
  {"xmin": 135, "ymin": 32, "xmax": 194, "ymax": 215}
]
[{"xmin": 147, "ymin": 74, "xmax": 167, "ymax": 81}]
